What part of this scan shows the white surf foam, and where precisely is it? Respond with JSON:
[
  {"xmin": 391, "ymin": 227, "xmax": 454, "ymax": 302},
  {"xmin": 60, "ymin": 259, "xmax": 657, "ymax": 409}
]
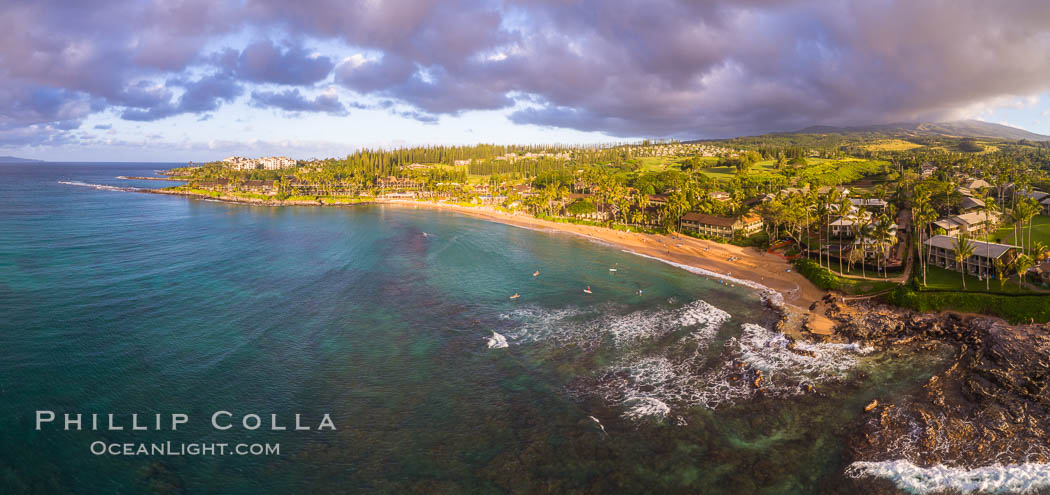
[
  {"xmin": 500, "ymin": 300, "xmax": 730, "ymax": 351},
  {"xmin": 623, "ymin": 397, "xmax": 671, "ymax": 420},
  {"xmin": 589, "ymin": 415, "xmax": 608, "ymax": 437},
  {"xmin": 733, "ymin": 323, "xmax": 863, "ymax": 381},
  {"xmin": 689, "ymin": 323, "xmax": 870, "ymax": 408},
  {"xmin": 486, "ymin": 331, "xmax": 508, "ymax": 349},
  {"xmin": 624, "ymin": 250, "xmax": 785, "ymax": 309},
  {"xmin": 846, "ymin": 459, "xmax": 1050, "ymax": 494},
  {"xmin": 58, "ymin": 180, "xmax": 142, "ymax": 192},
  {"xmin": 596, "ymin": 322, "xmax": 874, "ymax": 415}
]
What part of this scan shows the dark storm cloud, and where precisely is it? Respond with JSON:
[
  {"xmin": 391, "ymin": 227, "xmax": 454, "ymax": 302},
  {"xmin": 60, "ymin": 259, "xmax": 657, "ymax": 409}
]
[
  {"xmin": 250, "ymin": 88, "xmax": 348, "ymax": 115},
  {"xmin": 3, "ymin": 0, "xmax": 1050, "ymax": 140},
  {"xmin": 322, "ymin": 0, "xmax": 1050, "ymax": 137}
]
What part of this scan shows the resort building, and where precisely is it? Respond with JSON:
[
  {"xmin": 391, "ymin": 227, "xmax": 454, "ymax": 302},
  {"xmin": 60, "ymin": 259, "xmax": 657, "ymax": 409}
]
[
  {"xmin": 377, "ymin": 176, "xmax": 424, "ymax": 191},
  {"xmin": 381, "ymin": 191, "xmax": 416, "ymax": 199},
  {"xmin": 850, "ymin": 198, "xmax": 888, "ymax": 211},
  {"xmin": 681, "ymin": 213, "xmax": 763, "ymax": 240},
  {"xmin": 1042, "ymin": 197, "xmax": 1050, "ymax": 216},
  {"xmin": 933, "ymin": 211, "xmax": 1000, "ymax": 237},
  {"xmin": 243, "ymin": 180, "xmax": 277, "ymax": 193},
  {"xmin": 222, "ymin": 156, "xmax": 296, "ymax": 170},
  {"xmin": 924, "ymin": 235, "xmax": 1019, "ymax": 278}
]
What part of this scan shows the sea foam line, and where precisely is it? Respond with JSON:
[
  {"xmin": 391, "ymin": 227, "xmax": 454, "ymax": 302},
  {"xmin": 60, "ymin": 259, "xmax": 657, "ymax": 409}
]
[
  {"xmin": 58, "ymin": 180, "xmax": 143, "ymax": 192},
  {"xmin": 623, "ymin": 250, "xmax": 785, "ymax": 309},
  {"xmin": 500, "ymin": 300, "xmax": 730, "ymax": 350},
  {"xmin": 846, "ymin": 459, "xmax": 1050, "ymax": 494}
]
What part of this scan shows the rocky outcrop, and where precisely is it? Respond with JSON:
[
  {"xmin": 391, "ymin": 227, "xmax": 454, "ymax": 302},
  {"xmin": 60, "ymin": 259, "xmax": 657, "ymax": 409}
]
[{"xmin": 828, "ymin": 300, "xmax": 1050, "ymax": 468}]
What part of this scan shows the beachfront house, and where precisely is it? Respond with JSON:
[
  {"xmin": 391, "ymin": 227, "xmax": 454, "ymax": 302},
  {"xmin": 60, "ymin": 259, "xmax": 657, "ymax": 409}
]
[
  {"xmin": 958, "ymin": 196, "xmax": 985, "ymax": 212},
  {"xmin": 648, "ymin": 194, "xmax": 669, "ymax": 206},
  {"xmin": 924, "ymin": 235, "xmax": 1019, "ymax": 278},
  {"xmin": 933, "ymin": 211, "xmax": 1000, "ymax": 238},
  {"xmin": 817, "ymin": 186, "xmax": 850, "ymax": 196},
  {"xmin": 380, "ymin": 192, "xmax": 415, "ymax": 199},
  {"xmin": 377, "ymin": 176, "xmax": 424, "ymax": 191},
  {"xmin": 1017, "ymin": 189, "xmax": 1049, "ymax": 203},
  {"xmin": 961, "ymin": 178, "xmax": 992, "ymax": 191},
  {"xmin": 709, "ymin": 191, "xmax": 731, "ymax": 202},
  {"xmin": 830, "ymin": 209, "xmax": 870, "ymax": 237},
  {"xmin": 920, "ymin": 163, "xmax": 937, "ymax": 178},
  {"xmin": 681, "ymin": 213, "xmax": 763, "ymax": 240},
  {"xmin": 243, "ymin": 180, "xmax": 277, "ymax": 194},
  {"xmin": 849, "ymin": 198, "xmax": 887, "ymax": 211}
]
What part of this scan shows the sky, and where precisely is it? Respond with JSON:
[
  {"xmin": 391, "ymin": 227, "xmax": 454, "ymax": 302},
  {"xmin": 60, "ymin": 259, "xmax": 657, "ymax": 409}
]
[{"xmin": 3, "ymin": 0, "xmax": 1050, "ymax": 162}]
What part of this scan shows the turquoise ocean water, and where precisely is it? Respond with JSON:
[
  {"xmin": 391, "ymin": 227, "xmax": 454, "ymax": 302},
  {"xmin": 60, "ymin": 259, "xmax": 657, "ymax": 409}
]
[{"xmin": 0, "ymin": 163, "xmax": 949, "ymax": 493}]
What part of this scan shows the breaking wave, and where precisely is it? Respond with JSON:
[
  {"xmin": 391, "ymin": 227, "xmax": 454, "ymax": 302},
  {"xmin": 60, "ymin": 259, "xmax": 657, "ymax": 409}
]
[
  {"xmin": 500, "ymin": 299, "xmax": 871, "ymax": 421},
  {"xmin": 846, "ymin": 459, "xmax": 1050, "ymax": 494},
  {"xmin": 500, "ymin": 300, "xmax": 731, "ymax": 351},
  {"xmin": 486, "ymin": 331, "xmax": 508, "ymax": 349},
  {"xmin": 623, "ymin": 397, "xmax": 671, "ymax": 420},
  {"xmin": 593, "ymin": 323, "xmax": 872, "ymax": 415},
  {"xmin": 58, "ymin": 180, "xmax": 142, "ymax": 193},
  {"xmin": 624, "ymin": 250, "xmax": 785, "ymax": 309}
]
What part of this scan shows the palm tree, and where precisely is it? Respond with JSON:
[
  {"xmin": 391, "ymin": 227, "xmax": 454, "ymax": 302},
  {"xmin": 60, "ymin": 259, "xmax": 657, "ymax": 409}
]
[
  {"xmin": 871, "ymin": 214, "xmax": 892, "ymax": 278},
  {"xmin": 804, "ymin": 191, "xmax": 816, "ymax": 262},
  {"xmin": 951, "ymin": 235, "xmax": 976, "ymax": 290},
  {"xmin": 666, "ymin": 191, "xmax": 689, "ymax": 233},
  {"xmin": 917, "ymin": 203, "xmax": 937, "ymax": 287},
  {"xmin": 994, "ymin": 258, "xmax": 1008, "ymax": 290},
  {"xmin": 856, "ymin": 212, "xmax": 873, "ymax": 278},
  {"xmin": 837, "ymin": 197, "xmax": 853, "ymax": 275},
  {"xmin": 1035, "ymin": 242, "xmax": 1048, "ymax": 262},
  {"xmin": 1013, "ymin": 254, "xmax": 1034, "ymax": 289},
  {"xmin": 814, "ymin": 200, "xmax": 829, "ymax": 268},
  {"xmin": 634, "ymin": 193, "xmax": 650, "ymax": 227},
  {"xmin": 975, "ymin": 193, "xmax": 994, "ymax": 289}
]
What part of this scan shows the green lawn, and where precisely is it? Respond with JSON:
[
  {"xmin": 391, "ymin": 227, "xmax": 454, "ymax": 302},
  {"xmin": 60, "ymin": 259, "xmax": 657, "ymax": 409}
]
[
  {"xmin": 991, "ymin": 215, "xmax": 1050, "ymax": 248},
  {"xmin": 919, "ymin": 265, "xmax": 1038, "ymax": 294}
]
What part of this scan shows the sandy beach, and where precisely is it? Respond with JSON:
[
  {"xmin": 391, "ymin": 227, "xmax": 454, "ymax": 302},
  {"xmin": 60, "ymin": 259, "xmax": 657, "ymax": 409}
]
[
  {"xmin": 376, "ymin": 200, "xmax": 834, "ymax": 334},
  {"xmin": 146, "ymin": 188, "xmax": 834, "ymax": 333}
]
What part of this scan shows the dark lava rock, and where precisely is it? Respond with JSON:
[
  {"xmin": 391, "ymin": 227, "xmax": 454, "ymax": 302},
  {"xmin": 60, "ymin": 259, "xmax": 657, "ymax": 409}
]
[{"xmin": 830, "ymin": 301, "xmax": 1050, "ymax": 468}]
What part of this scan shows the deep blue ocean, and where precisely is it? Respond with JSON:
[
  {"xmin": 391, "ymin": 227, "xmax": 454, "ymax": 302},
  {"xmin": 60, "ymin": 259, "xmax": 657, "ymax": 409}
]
[{"xmin": 0, "ymin": 163, "xmax": 949, "ymax": 493}]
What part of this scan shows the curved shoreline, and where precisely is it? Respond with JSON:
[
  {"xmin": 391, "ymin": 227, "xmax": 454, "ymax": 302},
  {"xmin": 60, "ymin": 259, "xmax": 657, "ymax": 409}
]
[{"xmin": 142, "ymin": 187, "xmax": 832, "ymax": 334}]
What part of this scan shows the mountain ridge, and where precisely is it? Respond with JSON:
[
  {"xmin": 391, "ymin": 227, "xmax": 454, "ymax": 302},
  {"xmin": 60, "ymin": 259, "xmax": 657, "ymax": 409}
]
[
  {"xmin": 0, "ymin": 156, "xmax": 45, "ymax": 163},
  {"xmin": 790, "ymin": 119, "xmax": 1049, "ymax": 141}
]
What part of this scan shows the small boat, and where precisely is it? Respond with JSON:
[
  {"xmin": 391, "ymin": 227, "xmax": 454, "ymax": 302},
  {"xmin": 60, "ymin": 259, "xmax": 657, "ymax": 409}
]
[
  {"xmin": 583, "ymin": 286, "xmax": 592, "ymax": 294},
  {"xmin": 510, "ymin": 293, "xmax": 520, "ymax": 299},
  {"xmin": 608, "ymin": 268, "xmax": 617, "ymax": 272},
  {"xmin": 533, "ymin": 271, "xmax": 539, "ymax": 277}
]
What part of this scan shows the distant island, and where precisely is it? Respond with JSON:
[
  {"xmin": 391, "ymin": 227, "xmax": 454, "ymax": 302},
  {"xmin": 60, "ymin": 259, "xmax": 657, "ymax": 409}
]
[{"xmin": 0, "ymin": 156, "xmax": 45, "ymax": 163}]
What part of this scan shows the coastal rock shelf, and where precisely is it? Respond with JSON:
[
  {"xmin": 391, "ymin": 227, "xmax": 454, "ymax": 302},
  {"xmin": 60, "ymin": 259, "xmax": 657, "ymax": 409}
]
[{"xmin": 828, "ymin": 300, "xmax": 1050, "ymax": 469}]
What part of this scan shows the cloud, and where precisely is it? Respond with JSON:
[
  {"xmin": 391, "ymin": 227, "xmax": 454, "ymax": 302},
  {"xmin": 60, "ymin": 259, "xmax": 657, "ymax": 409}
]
[
  {"xmin": 4, "ymin": 0, "xmax": 1050, "ymax": 142},
  {"xmin": 120, "ymin": 73, "xmax": 242, "ymax": 121},
  {"xmin": 250, "ymin": 88, "xmax": 348, "ymax": 115},
  {"xmin": 225, "ymin": 40, "xmax": 335, "ymax": 85}
]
